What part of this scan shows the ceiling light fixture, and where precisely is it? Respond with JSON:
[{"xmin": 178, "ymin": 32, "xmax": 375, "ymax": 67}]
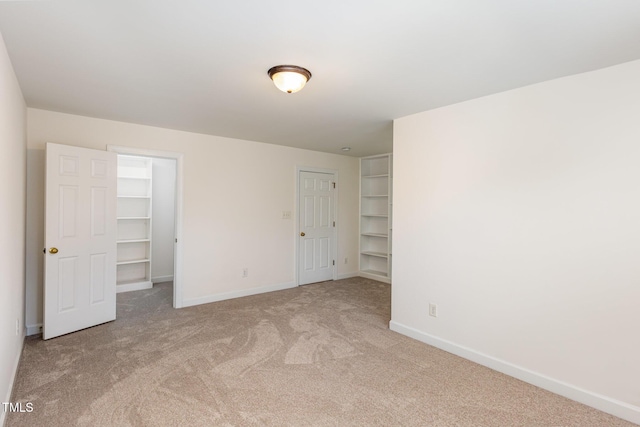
[
  {"xmin": 268, "ymin": 65, "xmax": 312, "ymax": 94},
  {"xmin": 341, "ymin": 147, "xmax": 351, "ymax": 152}
]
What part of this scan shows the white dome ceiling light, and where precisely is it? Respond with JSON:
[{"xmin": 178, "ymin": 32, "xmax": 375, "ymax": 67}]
[{"xmin": 268, "ymin": 65, "xmax": 312, "ymax": 94}]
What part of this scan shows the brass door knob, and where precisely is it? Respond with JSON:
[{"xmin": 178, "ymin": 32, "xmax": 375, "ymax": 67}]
[
  {"xmin": 300, "ymin": 232, "xmax": 305, "ymax": 237},
  {"xmin": 49, "ymin": 247, "xmax": 59, "ymax": 254}
]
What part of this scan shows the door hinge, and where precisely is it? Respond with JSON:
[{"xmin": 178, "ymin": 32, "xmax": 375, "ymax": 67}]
[
  {"xmin": 332, "ymin": 182, "xmax": 336, "ymax": 189},
  {"xmin": 333, "ymin": 221, "xmax": 335, "ymax": 227},
  {"xmin": 332, "ymin": 260, "xmax": 335, "ymax": 266},
  {"xmin": 175, "ymin": 238, "xmax": 178, "ymax": 243}
]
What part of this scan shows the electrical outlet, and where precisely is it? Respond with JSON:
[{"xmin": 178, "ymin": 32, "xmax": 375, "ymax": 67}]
[
  {"xmin": 429, "ymin": 303, "xmax": 438, "ymax": 318},
  {"xmin": 242, "ymin": 268, "xmax": 249, "ymax": 278},
  {"xmin": 16, "ymin": 319, "xmax": 20, "ymax": 336}
]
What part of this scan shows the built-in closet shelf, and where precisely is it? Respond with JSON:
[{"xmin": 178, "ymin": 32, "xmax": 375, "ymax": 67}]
[
  {"xmin": 360, "ymin": 251, "xmax": 388, "ymax": 258},
  {"xmin": 116, "ymin": 259, "xmax": 150, "ymax": 266},
  {"xmin": 359, "ymin": 153, "xmax": 392, "ymax": 284},
  {"xmin": 361, "ymin": 232, "xmax": 388, "ymax": 238},
  {"xmin": 361, "ymin": 269, "xmax": 388, "ymax": 277},
  {"xmin": 116, "ymin": 279, "xmax": 150, "ymax": 286},
  {"xmin": 116, "ymin": 154, "xmax": 153, "ymax": 291}
]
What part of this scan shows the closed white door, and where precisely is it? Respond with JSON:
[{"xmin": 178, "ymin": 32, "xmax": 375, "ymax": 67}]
[
  {"xmin": 298, "ymin": 171, "xmax": 335, "ymax": 285},
  {"xmin": 44, "ymin": 143, "xmax": 117, "ymax": 339}
]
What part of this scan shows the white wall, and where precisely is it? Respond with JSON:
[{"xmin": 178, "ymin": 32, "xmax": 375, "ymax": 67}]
[
  {"xmin": 391, "ymin": 60, "xmax": 640, "ymax": 424},
  {"xmin": 0, "ymin": 32, "xmax": 26, "ymax": 425},
  {"xmin": 151, "ymin": 157, "xmax": 176, "ymax": 282},
  {"xmin": 25, "ymin": 109, "xmax": 360, "ymax": 327}
]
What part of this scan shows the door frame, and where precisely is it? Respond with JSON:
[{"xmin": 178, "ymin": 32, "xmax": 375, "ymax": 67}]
[
  {"xmin": 107, "ymin": 145, "xmax": 185, "ymax": 308},
  {"xmin": 295, "ymin": 166, "xmax": 339, "ymax": 285}
]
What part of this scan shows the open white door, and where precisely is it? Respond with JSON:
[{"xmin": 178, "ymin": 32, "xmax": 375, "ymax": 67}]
[
  {"xmin": 298, "ymin": 171, "xmax": 335, "ymax": 285},
  {"xmin": 44, "ymin": 143, "xmax": 117, "ymax": 339}
]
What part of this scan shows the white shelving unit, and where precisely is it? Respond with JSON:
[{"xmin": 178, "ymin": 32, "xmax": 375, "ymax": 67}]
[
  {"xmin": 116, "ymin": 155, "xmax": 153, "ymax": 293},
  {"xmin": 359, "ymin": 153, "xmax": 392, "ymax": 283}
]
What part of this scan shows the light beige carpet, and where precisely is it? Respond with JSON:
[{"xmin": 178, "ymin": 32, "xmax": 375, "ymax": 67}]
[{"xmin": 7, "ymin": 278, "xmax": 633, "ymax": 426}]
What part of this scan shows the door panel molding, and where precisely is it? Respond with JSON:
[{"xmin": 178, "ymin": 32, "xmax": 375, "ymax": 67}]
[
  {"xmin": 44, "ymin": 143, "xmax": 117, "ymax": 339},
  {"xmin": 296, "ymin": 166, "xmax": 338, "ymax": 286}
]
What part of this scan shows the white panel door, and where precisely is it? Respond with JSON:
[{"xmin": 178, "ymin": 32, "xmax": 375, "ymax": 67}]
[
  {"xmin": 298, "ymin": 171, "xmax": 335, "ymax": 285},
  {"xmin": 44, "ymin": 143, "xmax": 117, "ymax": 339}
]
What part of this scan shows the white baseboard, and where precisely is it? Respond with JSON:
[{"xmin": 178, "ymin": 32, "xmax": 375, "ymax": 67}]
[
  {"xmin": 389, "ymin": 321, "xmax": 640, "ymax": 425},
  {"xmin": 182, "ymin": 281, "xmax": 297, "ymax": 308},
  {"xmin": 116, "ymin": 281, "xmax": 153, "ymax": 293},
  {"xmin": 152, "ymin": 275, "xmax": 174, "ymax": 283},
  {"xmin": 26, "ymin": 323, "xmax": 42, "ymax": 336},
  {"xmin": 1, "ymin": 335, "xmax": 23, "ymax": 427},
  {"xmin": 337, "ymin": 272, "xmax": 359, "ymax": 280}
]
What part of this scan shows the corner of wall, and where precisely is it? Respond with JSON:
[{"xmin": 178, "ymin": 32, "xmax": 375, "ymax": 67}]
[{"xmin": 0, "ymin": 29, "xmax": 28, "ymax": 427}]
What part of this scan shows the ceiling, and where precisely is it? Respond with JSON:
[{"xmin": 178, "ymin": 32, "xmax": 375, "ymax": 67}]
[{"xmin": 1, "ymin": 1, "xmax": 640, "ymax": 157}]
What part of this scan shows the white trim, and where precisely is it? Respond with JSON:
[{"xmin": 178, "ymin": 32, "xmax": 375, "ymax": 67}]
[
  {"xmin": 107, "ymin": 145, "xmax": 185, "ymax": 308},
  {"xmin": 295, "ymin": 166, "xmax": 339, "ymax": 286},
  {"xmin": 1, "ymin": 336, "xmax": 23, "ymax": 427},
  {"xmin": 182, "ymin": 281, "xmax": 297, "ymax": 308},
  {"xmin": 389, "ymin": 320, "xmax": 640, "ymax": 425},
  {"xmin": 337, "ymin": 272, "xmax": 360, "ymax": 280},
  {"xmin": 116, "ymin": 281, "xmax": 153, "ymax": 293},
  {"xmin": 26, "ymin": 323, "xmax": 43, "ymax": 336},
  {"xmin": 359, "ymin": 271, "xmax": 391, "ymax": 284},
  {"xmin": 152, "ymin": 275, "xmax": 174, "ymax": 283}
]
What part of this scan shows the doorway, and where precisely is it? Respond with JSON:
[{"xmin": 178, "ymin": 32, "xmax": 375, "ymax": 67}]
[
  {"xmin": 108, "ymin": 145, "xmax": 185, "ymax": 308},
  {"xmin": 114, "ymin": 155, "xmax": 176, "ymax": 293}
]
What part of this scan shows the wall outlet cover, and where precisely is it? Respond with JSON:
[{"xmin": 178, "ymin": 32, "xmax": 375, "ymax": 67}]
[{"xmin": 429, "ymin": 303, "xmax": 438, "ymax": 317}]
